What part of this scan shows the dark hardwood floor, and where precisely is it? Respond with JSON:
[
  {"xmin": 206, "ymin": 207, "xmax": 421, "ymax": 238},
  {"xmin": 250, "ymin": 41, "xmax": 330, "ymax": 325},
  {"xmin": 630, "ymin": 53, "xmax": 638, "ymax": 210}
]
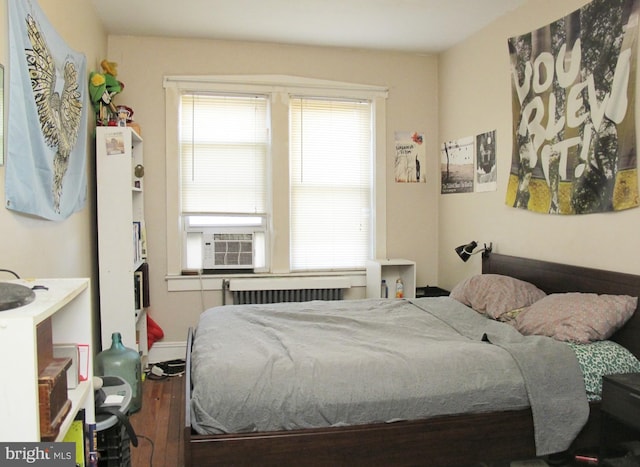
[{"xmin": 129, "ymin": 374, "xmax": 185, "ymax": 467}]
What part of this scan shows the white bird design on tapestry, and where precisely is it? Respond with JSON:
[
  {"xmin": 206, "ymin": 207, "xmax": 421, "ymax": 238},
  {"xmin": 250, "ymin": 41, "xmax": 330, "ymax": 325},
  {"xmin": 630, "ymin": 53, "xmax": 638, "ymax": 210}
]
[{"xmin": 24, "ymin": 14, "xmax": 82, "ymax": 213}]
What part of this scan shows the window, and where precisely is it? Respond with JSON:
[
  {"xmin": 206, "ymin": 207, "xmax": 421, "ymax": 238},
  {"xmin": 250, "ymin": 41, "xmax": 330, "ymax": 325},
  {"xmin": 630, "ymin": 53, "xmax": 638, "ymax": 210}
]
[
  {"xmin": 164, "ymin": 75, "xmax": 388, "ymax": 276},
  {"xmin": 290, "ymin": 98, "xmax": 372, "ymax": 270}
]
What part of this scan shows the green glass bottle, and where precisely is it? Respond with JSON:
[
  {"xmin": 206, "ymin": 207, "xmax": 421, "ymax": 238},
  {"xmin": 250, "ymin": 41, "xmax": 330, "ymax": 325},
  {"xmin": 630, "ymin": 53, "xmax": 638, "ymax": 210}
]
[{"xmin": 95, "ymin": 332, "xmax": 142, "ymax": 413}]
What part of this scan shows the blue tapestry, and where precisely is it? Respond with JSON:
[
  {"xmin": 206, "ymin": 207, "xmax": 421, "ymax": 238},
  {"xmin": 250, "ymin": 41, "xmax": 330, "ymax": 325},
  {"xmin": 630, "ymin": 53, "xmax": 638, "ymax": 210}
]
[
  {"xmin": 6, "ymin": 0, "xmax": 88, "ymax": 220},
  {"xmin": 506, "ymin": 0, "xmax": 639, "ymax": 214}
]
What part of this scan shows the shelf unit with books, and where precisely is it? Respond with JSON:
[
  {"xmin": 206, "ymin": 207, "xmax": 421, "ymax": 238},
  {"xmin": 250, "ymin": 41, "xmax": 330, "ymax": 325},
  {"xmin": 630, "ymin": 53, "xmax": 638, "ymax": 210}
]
[{"xmin": 96, "ymin": 126, "xmax": 149, "ymax": 365}]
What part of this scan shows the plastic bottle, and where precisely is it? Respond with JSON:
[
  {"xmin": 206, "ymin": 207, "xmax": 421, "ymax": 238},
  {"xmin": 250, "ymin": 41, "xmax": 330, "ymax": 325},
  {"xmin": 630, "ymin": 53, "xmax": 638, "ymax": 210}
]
[
  {"xmin": 396, "ymin": 278, "xmax": 404, "ymax": 298},
  {"xmin": 95, "ymin": 332, "xmax": 143, "ymax": 413},
  {"xmin": 381, "ymin": 280, "xmax": 388, "ymax": 298}
]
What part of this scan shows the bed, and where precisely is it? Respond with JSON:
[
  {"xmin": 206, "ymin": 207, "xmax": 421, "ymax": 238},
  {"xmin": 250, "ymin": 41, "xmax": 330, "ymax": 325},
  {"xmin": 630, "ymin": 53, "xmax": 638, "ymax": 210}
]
[{"xmin": 184, "ymin": 253, "xmax": 640, "ymax": 466}]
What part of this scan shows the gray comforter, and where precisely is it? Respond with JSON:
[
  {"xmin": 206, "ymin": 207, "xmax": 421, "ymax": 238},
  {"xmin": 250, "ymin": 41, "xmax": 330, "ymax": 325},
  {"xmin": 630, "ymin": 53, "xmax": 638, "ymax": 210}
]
[{"xmin": 190, "ymin": 297, "xmax": 589, "ymax": 455}]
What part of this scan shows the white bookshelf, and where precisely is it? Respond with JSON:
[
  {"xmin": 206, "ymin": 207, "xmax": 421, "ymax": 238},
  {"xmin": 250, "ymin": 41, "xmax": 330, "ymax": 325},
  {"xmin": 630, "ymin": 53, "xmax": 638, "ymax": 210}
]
[
  {"xmin": 0, "ymin": 278, "xmax": 94, "ymax": 441},
  {"xmin": 365, "ymin": 259, "xmax": 417, "ymax": 299},
  {"xmin": 96, "ymin": 127, "xmax": 148, "ymax": 363}
]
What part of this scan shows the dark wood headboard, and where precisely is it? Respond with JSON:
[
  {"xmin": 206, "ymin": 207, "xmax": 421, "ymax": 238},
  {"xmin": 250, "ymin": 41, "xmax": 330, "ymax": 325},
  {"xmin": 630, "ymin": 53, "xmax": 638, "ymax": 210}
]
[{"xmin": 482, "ymin": 253, "xmax": 640, "ymax": 359}]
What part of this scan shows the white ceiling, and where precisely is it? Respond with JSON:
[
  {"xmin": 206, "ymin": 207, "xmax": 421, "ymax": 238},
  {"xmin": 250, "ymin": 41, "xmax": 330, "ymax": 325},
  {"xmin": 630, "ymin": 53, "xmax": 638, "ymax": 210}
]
[{"xmin": 91, "ymin": 0, "xmax": 527, "ymax": 53}]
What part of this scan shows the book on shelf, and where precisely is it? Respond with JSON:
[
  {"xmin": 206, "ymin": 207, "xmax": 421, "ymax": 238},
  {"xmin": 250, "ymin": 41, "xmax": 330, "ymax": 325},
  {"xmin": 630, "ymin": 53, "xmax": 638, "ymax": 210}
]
[
  {"xmin": 140, "ymin": 262, "xmax": 150, "ymax": 308},
  {"xmin": 134, "ymin": 270, "xmax": 143, "ymax": 312},
  {"xmin": 132, "ymin": 221, "xmax": 142, "ymax": 264},
  {"xmin": 62, "ymin": 410, "xmax": 86, "ymax": 467},
  {"xmin": 88, "ymin": 422, "xmax": 98, "ymax": 467},
  {"xmin": 140, "ymin": 221, "xmax": 147, "ymax": 259},
  {"xmin": 133, "ymin": 262, "xmax": 150, "ymax": 313}
]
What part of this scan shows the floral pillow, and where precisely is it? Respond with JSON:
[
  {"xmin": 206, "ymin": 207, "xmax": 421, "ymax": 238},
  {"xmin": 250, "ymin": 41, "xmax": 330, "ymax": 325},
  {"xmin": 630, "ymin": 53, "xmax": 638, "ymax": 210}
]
[
  {"xmin": 513, "ymin": 292, "xmax": 638, "ymax": 343},
  {"xmin": 567, "ymin": 340, "xmax": 640, "ymax": 401},
  {"xmin": 449, "ymin": 274, "xmax": 546, "ymax": 319}
]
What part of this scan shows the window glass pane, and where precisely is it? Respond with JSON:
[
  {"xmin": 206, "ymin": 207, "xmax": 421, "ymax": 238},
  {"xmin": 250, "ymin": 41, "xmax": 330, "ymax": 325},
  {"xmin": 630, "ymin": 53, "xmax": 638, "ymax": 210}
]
[
  {"xmin": 290, "ymin": 98, "xmax": 372, "ymax": 270},
  {"xmin": 180, "ymin": 94, "xmax": 268, "ymax": 214}
]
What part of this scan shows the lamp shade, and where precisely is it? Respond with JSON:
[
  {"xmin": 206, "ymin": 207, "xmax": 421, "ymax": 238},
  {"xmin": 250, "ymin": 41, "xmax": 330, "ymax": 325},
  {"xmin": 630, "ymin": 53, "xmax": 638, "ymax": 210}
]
[{"xmin": 455, "ymin": 241, "xmax": 478, "ymax": 262}]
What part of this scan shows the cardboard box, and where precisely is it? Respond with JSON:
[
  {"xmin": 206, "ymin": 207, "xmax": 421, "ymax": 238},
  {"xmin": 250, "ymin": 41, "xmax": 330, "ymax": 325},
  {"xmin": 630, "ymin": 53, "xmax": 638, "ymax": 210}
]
[{"xmin": 53, "ymin": 344, "xmax": 79, "ymax": 389}]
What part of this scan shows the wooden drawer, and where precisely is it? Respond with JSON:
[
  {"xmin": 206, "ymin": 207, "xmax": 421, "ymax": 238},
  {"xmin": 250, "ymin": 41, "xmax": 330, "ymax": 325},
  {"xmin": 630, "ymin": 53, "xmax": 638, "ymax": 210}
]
[{"xmin": 601, "ymin": 373, "xmax": 640, "ymax": 432}]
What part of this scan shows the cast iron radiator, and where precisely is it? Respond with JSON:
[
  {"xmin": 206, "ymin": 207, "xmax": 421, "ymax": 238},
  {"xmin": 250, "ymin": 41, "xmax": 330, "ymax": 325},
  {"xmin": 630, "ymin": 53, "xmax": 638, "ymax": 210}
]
[
  {"xmin": 232, "ymin": 288, "xmax": 343, "ymax": 304},
  {"xmin": 228, "ymin": 278, "xmax": 349, "ymax": 305}
]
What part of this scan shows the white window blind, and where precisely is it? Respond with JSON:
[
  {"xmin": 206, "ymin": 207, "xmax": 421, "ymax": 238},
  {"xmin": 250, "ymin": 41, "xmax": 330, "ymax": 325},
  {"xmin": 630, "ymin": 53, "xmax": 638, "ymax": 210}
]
[
  {"xmin": 290, "ymin": 97, "xmax": 372, "ymax": 271},
  {"xmin": 179, "ymin": 93, "xmax": 268, "ymax": 214}
]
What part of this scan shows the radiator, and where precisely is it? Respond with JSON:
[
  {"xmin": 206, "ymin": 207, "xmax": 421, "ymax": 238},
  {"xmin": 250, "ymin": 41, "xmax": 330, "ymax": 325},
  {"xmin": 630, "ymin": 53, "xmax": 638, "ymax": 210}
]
[
  {"xmin": 232, "ymin": 288, "xmax": 344, "ymax": 304},
  {"xmin": 228, "ymin": 277, "xmax": 350, "ymax": 305}
]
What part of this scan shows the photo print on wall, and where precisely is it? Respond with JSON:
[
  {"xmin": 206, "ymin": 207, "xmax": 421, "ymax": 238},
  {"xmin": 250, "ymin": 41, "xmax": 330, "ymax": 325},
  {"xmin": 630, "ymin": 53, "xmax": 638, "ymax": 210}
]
[
  {"xmin": 440, "ymin": 136, "xmax": 474, "ymax": 194},
  {"xmin": 476, "ymin": 130, "xmax": 497, "ymax": 193}
]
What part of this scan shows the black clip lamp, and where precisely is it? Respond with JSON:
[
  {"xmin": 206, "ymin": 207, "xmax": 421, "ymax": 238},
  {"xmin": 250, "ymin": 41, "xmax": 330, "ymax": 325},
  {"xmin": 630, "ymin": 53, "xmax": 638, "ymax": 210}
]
[{"xmin": 455, "ymin": 241, "xmax": 493, "ymax": 262}]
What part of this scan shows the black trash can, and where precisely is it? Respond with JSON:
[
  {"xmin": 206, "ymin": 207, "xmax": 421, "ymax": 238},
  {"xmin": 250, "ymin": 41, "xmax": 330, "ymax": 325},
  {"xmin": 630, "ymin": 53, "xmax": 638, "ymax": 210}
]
[{"xmin": 94, "ymin": 376, "xmax": 137, "ymax": 467}]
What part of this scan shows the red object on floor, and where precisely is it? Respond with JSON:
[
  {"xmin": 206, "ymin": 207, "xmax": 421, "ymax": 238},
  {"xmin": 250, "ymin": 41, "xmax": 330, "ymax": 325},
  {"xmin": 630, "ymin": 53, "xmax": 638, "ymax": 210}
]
[{"xmin": 147, "ymin": 315, "xmax": 164, "ymax": 349}]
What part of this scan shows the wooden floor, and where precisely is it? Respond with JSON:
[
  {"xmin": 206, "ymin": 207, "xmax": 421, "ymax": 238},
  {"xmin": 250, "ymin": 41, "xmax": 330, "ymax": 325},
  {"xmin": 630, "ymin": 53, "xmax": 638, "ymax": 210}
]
[{"xmin": 129, "ymin": 374, "xmax": 185, "ymax": 467}]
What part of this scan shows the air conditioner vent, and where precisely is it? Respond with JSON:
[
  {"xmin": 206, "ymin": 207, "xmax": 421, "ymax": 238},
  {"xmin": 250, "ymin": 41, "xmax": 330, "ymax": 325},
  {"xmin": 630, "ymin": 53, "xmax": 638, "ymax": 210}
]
[{"xmin": 203, "ymin": 233, "xmax": 254, "ymax": 269}]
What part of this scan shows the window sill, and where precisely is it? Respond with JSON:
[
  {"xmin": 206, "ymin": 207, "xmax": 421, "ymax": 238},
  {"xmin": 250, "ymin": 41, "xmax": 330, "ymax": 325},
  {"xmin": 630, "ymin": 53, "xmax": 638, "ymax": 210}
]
[{"xmin": 165, "ymin": 270, "xmax": 366, "ymax": 292}]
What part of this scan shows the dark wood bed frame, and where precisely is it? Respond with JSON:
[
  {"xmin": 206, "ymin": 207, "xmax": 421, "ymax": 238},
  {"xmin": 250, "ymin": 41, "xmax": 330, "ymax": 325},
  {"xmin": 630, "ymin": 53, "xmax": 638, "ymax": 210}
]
[{"xmin": 184, "ymin": 253, "xmax": 640, "ymax": 466}]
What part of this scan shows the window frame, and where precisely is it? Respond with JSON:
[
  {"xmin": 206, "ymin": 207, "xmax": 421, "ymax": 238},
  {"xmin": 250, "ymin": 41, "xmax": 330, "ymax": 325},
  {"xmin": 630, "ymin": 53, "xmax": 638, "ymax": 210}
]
[{"xmin": 164, "ymin": 75, "xmax": 388, "ymax": 277}]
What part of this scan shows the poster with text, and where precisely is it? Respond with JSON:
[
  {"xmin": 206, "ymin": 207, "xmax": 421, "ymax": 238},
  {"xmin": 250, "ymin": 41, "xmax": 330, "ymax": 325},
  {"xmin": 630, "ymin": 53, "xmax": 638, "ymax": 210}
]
[
  {"xmin": 394, "ymin": 131, "xmax": 426, "ymax": 183},
  {"xmin": 441, "ymin": 136, "xmax": 474, "ymax": 194},
  {"xmin": 506, "ymin": 0, "xmax": 639, "ymax": 214}
]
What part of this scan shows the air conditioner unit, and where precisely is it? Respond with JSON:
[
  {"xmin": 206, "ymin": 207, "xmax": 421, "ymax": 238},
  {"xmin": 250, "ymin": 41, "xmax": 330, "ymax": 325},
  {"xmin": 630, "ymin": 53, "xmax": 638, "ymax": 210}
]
[{"xmin": 202, "ymin": 232, "xmax": 254, "ymax": 269}]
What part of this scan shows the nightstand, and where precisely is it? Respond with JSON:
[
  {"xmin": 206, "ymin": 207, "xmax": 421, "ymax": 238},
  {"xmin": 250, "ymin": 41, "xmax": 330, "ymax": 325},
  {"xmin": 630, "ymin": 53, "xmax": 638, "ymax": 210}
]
[
  {"xmin": 600, "ymin": 373, "xmax": 640, "ymax": 459},
  {"xmin": 416, "ymin": 286, "xmax": 449, "ymax": 298}
]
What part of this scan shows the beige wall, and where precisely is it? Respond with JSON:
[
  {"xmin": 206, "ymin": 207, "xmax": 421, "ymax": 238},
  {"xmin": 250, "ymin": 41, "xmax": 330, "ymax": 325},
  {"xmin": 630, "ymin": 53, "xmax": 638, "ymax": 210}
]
[
  {"xmin": 6, "ymin": 0, "xmax": 633, "ymax": 354},
  {"xmin": 106, "ymin": 36, "xmax": 440, "ymax": 342},
  {"xmin": 0, "ymin": 1, "xmax": 106, "ymax": 345},
  {"xmin": 438, "ymin": 0, "xmax": 640, "ymax": 289}
]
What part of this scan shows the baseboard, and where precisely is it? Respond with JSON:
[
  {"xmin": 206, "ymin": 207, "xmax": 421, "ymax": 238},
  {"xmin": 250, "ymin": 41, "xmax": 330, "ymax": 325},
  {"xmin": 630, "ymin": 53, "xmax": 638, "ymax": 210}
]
[{"xmin": 148, "ymin": 341, "xmax": 187, "ymax": 364}]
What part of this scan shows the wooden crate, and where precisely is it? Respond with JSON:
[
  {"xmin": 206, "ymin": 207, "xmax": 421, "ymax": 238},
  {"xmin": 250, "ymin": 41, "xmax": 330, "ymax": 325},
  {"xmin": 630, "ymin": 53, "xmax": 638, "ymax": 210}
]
[{"xmin": 38, "ymin": 357, "xmax": 72, "ymax": 441}]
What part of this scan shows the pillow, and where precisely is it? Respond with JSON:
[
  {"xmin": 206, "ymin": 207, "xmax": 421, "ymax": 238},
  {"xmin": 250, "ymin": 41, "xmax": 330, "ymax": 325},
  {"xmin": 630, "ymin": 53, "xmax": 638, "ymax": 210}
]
[
  {"xmin": 449, "ymin": 274, "xmax": 546, "ymax": 319},
  {"xmin": 567, "ymin": 340, "xmax": 640, "ymax": 401},
  {"xmin": 513, "ymin": 292, "xmax": 638, "ymax": 343}
]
